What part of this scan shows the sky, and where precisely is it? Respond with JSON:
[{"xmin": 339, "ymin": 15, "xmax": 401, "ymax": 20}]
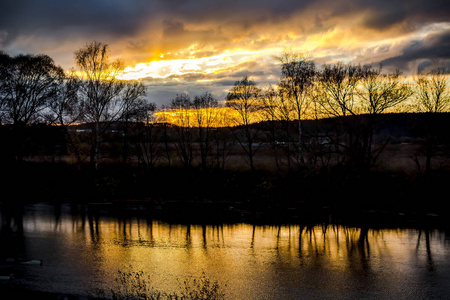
[{"xmin": 1, "ymin": 0, "xmax": 450, "ymax": 107}]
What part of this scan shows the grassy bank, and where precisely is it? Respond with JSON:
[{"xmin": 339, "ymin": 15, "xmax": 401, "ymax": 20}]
[{"xmin": 1, "ymin": 161, "xmax": 449, "ymax": 228}]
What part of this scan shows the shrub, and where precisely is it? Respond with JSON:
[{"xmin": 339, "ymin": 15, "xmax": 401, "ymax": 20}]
[{"xmin": 97, "ymin": 266, "xmax": 225, "ymax": 300}]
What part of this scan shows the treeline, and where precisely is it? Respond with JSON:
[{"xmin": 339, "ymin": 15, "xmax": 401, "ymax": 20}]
[
  {"xmin": 1, "ymin": 44, "xmax": 449, "ymax": 175},
  {"xmin": 0, "ymin": 42, "xmax": 149, "ymax": 170}
]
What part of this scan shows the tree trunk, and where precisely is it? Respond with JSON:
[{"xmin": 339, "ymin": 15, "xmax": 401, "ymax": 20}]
[
  {"xmin": 297, "ymin": 118, "xmax": 303, "ymax": 165},
  {"xmin": 91, "ymin": 123, "xmax": 99, "ymax": 170}
]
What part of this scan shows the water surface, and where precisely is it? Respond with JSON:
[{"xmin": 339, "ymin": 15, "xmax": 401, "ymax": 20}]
[{"xmin": 1, "ymin": 203, "xmax": 450, "ymax": 299}]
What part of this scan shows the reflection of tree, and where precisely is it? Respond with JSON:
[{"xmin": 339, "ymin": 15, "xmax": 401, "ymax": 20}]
[
  {"xmin": 70, "ymin": 204, "xmax": 88, "ymax": 232},
  {"xmin": 251, "ymin": 224, "xmax": 256, "ymax": 249},
  {"xmin": 416, "ymin": 229, "xmax": 434, "ymax": 271},
  {"xmin": 186, "ymin": 224, "xmax": 192, "ymax": 248},
  {"xmin": 0, "ymin": 203, "xmax": 26, "ymax": 263},
  {"xmin": 202, "ymin": 224, "xmax": 207, "ymax": 249},
  {"xmin": 87, "ymin": 204, "xmax": 101, "ymax": 242},
  {"xmin": 53, "ymin": 203, "xmax": 62, "ymax": 231},
  {"xmin": 212, "ymin": 225, "xmax": 225, "ymax": 248},
  {"xmin": 1, "ymin": 203, "xmax": 23, "ymax": 234},
  {"xmin": 295, "ymin": 224, "xmax": 373, "ymax": 274},
  {"xmin": 358, "ymin": 227, "xmax": 370, "ymax": 257},
  {"xmin": 147, "ymin": 219, "xmax": 154, "ymax": 244}
]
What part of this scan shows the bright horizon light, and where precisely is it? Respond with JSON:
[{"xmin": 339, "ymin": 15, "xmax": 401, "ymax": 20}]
[{"xmin": 119, "ymin": 47, "xmax": 282, "ymax": 81}]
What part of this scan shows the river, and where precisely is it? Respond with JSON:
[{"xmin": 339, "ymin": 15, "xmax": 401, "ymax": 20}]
[{"xmin": 1, "ymin": 203, "xmax": 450, "ymax": 299}]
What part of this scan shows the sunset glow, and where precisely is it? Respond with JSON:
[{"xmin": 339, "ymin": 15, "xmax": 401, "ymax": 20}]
[
  {"xmin": 1, "ymin": 1, "xmax": 449, "ymax": 107},
  {"xmin": 155, "ymin": 106, "xmax": 268, "ymax": 127},
  {"xmin": 119, "ymin": 48, "xmax": 278, "ymax": 82}
]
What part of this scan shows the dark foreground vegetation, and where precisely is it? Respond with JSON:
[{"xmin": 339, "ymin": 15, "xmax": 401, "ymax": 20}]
[
  {"xmin": 0, "ymin": 269, "xmax": 225, "ymax": 300},
  {"xmin": 1, "ymin": 113, "xmax": 450, "ymax": 229},
  {"xmin": 2, "ymin": 160, "xmax": 449, "ymax": 226}
]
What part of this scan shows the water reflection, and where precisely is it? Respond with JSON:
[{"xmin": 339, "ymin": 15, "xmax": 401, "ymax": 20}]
[{"xmin": 1, "ymin": 203, "xmax": 450, "ymax": 299}]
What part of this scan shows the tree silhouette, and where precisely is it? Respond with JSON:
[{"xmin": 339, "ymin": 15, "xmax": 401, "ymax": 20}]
[
  {"xmin": 316, "ymin": 63, "xmax": 366, "ymax": 167},
  {"xmin": 278, "ymin": 50, "xmax": 316, "ymax": 165},
  {"xmin": 317, "ymin": 62, "xmax": 365, "ymax": 118},
  {"xmin": 170, "ymin": 93, "xmax": 194, "ymax": 167},
  {"xmin": 415, "ymin": 71, "xmax": 450, "ymax": 114},
  {"xmin": 357, "ymin": 65, "xmax": 412, "ymax": 170},
  {"xmin": 74, "ymin": 41, "xmax": 146, "ymax": 170},
  {"xmin": 413, "ymin": 71, "xmax": 450, "ymax": 173},
  {"xmin": 131, "ymin": 101, "xmax": 159, "ymax": 169},
  {"xmin": 192, "ymin": 91, "xmax": 219, "ymax": 168},
  {"xmin": 44, "ymin": 70, "xmax": 83, "ymax": 164},
  {"xmin": 0, "ymin": 53, "xmax": 64, "ymax": 125},
  {"xmin": 0, "ymin": 52, "xmax": 64, "ymax": 161},
  {"xmin": 226, "ymin": 76, "xmax": 262, "ymax": 171}
]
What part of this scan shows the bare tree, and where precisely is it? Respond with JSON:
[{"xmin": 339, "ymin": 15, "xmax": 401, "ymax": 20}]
[
  {"xmin": 192, "ymin": 91, "xmax": 219, "ymax": 168},
  {"xmin": 170, "ymin": 93, "xmax": 194, "ymax": 167},
  {"xmin": 261, "ymin": 85, "xmax": 307, "ymax": 171},
  {"xmin": 131, "ymin": 101, "xmax": 159, "ymax": 169},
  {"xmin": 359, "ymin": 67, "xmax": 412, "ymax": 115},
  {"xmin": 74, "ymin": 41, "xmax": 146, "ymax": 169},
  {"xmin": 317, "ymin": 62, "xmax": 365, "ymax": 118},
  {"xmin": 0, "ymin": 52, "xmax": 64, "ymax": 161},
  {"xmin": 46, "ymin": 71, "xmax": 81, "ymax": 125},
  {"xmin": 226, "ymin": 76, "xmax": 262, "ymax": 171},
  {"xmin": 0, "ymin": 53, "xmax": 64, "ymax": 125},
  {"xmin": 0, "ymin": 51, "xmax": 10, "ymax": 123},
  {"xmin": 212, "ymin": 126, "xmax": 233, "ymax": 170},
  {"xmin": 157, "ymin": 105, "xmax": 174, "ymax": 166},
  {"xmin": 119, "ymin": 81, "xmax": 148, "ymax": 165},
  {"xmin": 278, "ymin": 50, "xmax": 316, "ymax": 165},
  {"xmin": 413, "ymin": 71, "xmax": 450, "ymax": 173},
  {"xmin": 415, "ymin": 71, "xmax": 449, "ymax": 113},
  {"xmin": 260, "ymin": 86, "xmax": 287, "ymax": 171},
  {"xmin": 44, "ymin": 70, "xmax": 83, "ymax": 164},
  {"xmin": 357, "ymin": 65, "xmax": 412, "ymax": 169},
  {"xmin": 316, "ymin": 63, "xmax": 366, "ymax": 167}
]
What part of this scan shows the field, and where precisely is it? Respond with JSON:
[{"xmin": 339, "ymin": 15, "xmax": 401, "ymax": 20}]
[{"xmin": 1, "ymin": 113, "xmax": 450, "ymax": 227}]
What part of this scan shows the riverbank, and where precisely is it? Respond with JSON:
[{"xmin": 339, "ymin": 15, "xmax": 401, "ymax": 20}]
[
  {"xmin": 0, "ymin": 284, "xmax": 97, "ymax": 300},
  {"xmin": 1, "ymin": 161, "xmax": 449, "ymax": 228}
]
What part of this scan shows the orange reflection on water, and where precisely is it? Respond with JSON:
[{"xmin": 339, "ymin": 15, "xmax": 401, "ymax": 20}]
[{"xmin": 16, "ymin": 206, "xmax": 449, "ymax": 299}]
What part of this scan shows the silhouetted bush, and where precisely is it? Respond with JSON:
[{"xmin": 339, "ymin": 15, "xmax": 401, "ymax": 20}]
[{"xmin": 96, "ymin": 266, "xmax": 225, "ymax": 300}]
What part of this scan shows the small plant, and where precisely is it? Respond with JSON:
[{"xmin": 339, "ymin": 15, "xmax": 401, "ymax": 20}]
[
  {"xmin": 97, "ymin": 266, "xmax": 225, "ymax": 300},
  {"xmin": 179, "ymin": 272, "xmax": 225, "ymax": 300},
  {"xmin": 110, "ymin": 269, "xmax": 162, "ymax": 300}
]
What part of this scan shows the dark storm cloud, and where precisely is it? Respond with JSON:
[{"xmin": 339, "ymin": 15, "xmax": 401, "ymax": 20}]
[
  {"xmin": 381, "ymin": 29, "xmax": 450, "ymax": 73},
  {"xmin": 360, "ymin": 0, "xmax": 450, "ymax": 31},
  {"xmin": 161, "ymin": 19, "xmax": 230, "ymax": 53},
  {"xmin": 0, "ymin": 0, "xmax": 153, "ymax": 41},
  {"xmin": 0, "ymin": 0, "xmax": 315, "ymax": 65},
  {"xmin": 1, "ymin": 0, "xmax": 450, "ymax": 95},
  {"xmin": 0, "ymin": 0, "xmax": 313, "ymax": 37},
  {"xmin": 162, "ymin": 0, "xmax": 313, "ymax": 21},
  {"xmin": 1, "ymin": 0, "xmax": 449, "ymax": 39},
  {"xmin": 1, "ymin": 0, "xmax": 449, "ymax": 53}
]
